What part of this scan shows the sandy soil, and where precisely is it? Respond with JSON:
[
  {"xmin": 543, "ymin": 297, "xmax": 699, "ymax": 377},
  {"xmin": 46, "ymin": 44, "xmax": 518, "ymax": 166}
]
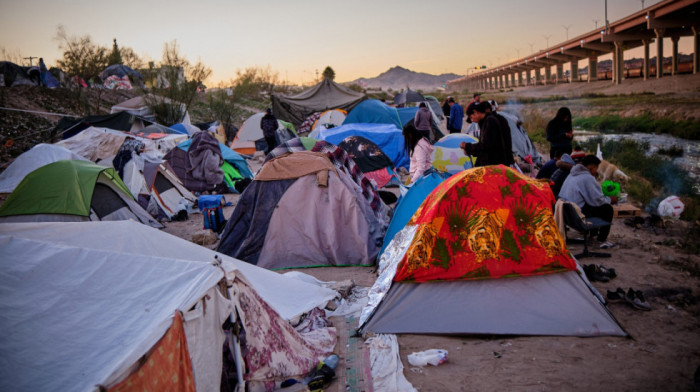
[{"xmin": 160, "ymin": 155, "xmax": 700, "ymax": 392}]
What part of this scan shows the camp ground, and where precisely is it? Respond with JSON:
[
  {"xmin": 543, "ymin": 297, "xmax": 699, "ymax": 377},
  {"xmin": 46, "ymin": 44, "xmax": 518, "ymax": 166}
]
[{"xmin": 0, "ymin": 221, "xmax": 338, "ymax": 392}]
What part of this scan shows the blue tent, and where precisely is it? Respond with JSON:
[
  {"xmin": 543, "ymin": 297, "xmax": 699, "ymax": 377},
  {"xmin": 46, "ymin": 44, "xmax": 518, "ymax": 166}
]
[
  {"xmin": 100, "ymin": 64, "xmax": 142, "ymax": 81},
  {"xmin": 379, "ymin": 170, "xmax": 450, "ymax": 256},
  {"xmin": 168, "ymin": 123, "xmax": 192, "ymax": 135},
  {"xmin": 176, "ymin": 139, "xmax": 253, "ymax": 179},
  {"xmin": 344, "ymin": 99, "xmax": 417, "ymax": 129},
  {"xmin": 316, "ymin": 123, "xmax": 410, "ymax": 169}
]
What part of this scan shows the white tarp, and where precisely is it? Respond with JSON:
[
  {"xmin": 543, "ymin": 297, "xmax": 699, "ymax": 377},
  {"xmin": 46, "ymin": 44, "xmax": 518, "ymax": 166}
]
[
  {"xmin": 0, "ymin": 221, "xmax": 338, "ymax": 391},
  {"xmin": 2, "ymin": 221, "xmax": 337, "ymax": 321},
  {"xmin": 0, "ymin": 144, "xmax": 89, "ymax": 193},
  {"xmin": 0, "ymin": 226, "xmax": 226, "ymax": 391}
]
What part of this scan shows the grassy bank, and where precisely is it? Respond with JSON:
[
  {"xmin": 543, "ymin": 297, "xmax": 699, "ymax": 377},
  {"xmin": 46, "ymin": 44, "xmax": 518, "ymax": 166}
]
[{"xmin": 574, "ymin": 115, "xmax": 700, "ymax": 140}]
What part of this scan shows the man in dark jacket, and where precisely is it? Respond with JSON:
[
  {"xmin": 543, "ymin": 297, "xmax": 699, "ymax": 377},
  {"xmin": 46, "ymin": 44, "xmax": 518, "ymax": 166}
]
[
  {"xmin": 260, "ymin": 108, "xmax": 279, "ymax": 154},
  {"xmin": 460, "ymin": 102, "xmax": 514, "ymax": 167}
]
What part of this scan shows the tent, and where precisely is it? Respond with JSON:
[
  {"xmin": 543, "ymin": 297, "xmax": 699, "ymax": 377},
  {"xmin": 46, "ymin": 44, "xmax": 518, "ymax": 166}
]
[
  {"xmin": 0, "ymin": 220, "xmax": 338, "ymax": 391},
  {"xmin": 393, "ymin": 89, "xmax": 425, "ymax": 106},
  {"xmin": 110, "ymin": 95, "xmax": 192, "ymax": 126},
  {"xmin": 217, "ymin": 151, "xmax": 384, "ymax": 269},
  {"xmin": 314, "ymin": 122, "xmax": 410, "ymax": 169},
  {"xmin": 499, "ymin": 111, "xmax": 545, "ymax": 166},
  {"xmin": 120, "ymin": 158, "xmax": 196, "ymax": 220},
  {"xmin": 379, "ymin": 169, "xmax": 450, "ymax": 256},
  {"xmin": 231, "ymin": 112, "xmax": 296, "ymax": 155},
  {"xmin": 337, "ymin": 135, "xmax": 397, "ymax": 189},
  {"xmin": 0, "ymin": 61, "xmax": 34, "ymax": 86},
  {"xmin": 312, "ymin": 109, "xmax": 347, "ymax": 132},
  {"xmin": 0, "ymin": 144, "xmax": 89, "ymax": 193},
  {"xmin": 432, "ymin": 133, "xmax": 478, "ymax": 175},
  {"xmin": 424, "ymin": 95, "xmax": 445, "ymax": 121},
  {"xmin": 53, "ymin": 111, "xmax": 148, "ymax": 139},
  {"xmin": 343, "ymin": 99, "xmax": 406, "ymax": 129},
  {"xmin": 164, "ymin": 132, "xmax": 253, "ymax": 194},
  {"xmin": 359, "ymin": 165, "xmax": 626, "ymax": 337},
  {"xmin": 272, "ymin": 78, "xmax": 366, "ymax": 126},
  {"xmin": 0, "ymin": 160, "xmax": 162, "ymax": 228},
  {"xmin": 100, "ymin": 64, "xmax": 143, "ymax": 81},
  {"xmin": 265, "ymin": 137, "xmax": 390, "ymax": 227}
]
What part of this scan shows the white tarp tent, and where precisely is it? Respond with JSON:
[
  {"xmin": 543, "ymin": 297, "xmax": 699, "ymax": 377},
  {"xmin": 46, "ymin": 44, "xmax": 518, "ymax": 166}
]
[
  {"xmin": 0, "ymin": 221, "xmax": 338, "ymax": 391},
  {"xmin": 0, "ymin": 144, "xmax": 89, "ymax": 193}
]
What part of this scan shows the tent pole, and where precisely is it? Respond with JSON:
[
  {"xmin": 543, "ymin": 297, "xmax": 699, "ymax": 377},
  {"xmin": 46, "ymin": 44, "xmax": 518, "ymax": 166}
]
[{"xmin": 228, "ymin": 313, "xmax": 246, "ymax": 392}]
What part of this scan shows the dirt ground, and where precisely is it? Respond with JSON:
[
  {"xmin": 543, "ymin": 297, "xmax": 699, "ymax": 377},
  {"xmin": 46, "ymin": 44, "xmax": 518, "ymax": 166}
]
[{"xmin": 161, "ymin": 154, "xmax": 700, "ymax": 392}]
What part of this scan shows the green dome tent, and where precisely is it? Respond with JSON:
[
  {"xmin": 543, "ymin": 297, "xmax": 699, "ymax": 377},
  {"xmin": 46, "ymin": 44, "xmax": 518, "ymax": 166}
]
[{"xmin": 0, "ymin": 160, "xmax": 161, "ymax": 228}]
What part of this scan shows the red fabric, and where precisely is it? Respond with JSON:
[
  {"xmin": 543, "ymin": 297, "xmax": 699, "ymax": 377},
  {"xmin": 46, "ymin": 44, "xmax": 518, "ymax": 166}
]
[
  {"xmin": 109, "ymin": 312, "xmax": 195, "ymax": 392},
  {"xmin": 394, "ymin": 165, "xmax": 576, "ymax": 282}
]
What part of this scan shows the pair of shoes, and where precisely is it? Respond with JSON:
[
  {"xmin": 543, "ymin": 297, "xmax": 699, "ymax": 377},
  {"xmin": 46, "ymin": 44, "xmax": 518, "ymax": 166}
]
[
  {"xmin": 600, "ymin": 241, "xmax": 617, "ymax": 249},
  {"xmin": 606, "ymin": 287, "xmax": 626, "ymax": 303},
  {"xmin": 625, "ymin": 288, "xmax": 651, "ymax": 311},
  {"xmin": 583, "ymin": 264, "xmax": 610, "ymax": 282}
]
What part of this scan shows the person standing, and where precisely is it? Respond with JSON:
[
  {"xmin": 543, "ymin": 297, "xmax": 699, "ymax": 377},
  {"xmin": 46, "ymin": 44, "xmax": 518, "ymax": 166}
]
[
  {"xmin": 442, "ymin": 97, "xmax": 451, "ymax": 126},
  {"xmin": 460, "ymin": 102, "xmax": 514, "ymax": 167},
  {"xmin": 448, "ymin": 97, "xmax": 463, "ymax": 134},
  {"xmin": 414, "ymin": 102, "xmax": 432, "ymax": 140},
  {"xmin": 260, "ymin": 108, "xmax": 279, "ymax": 154},
  {"xmin": 559, "ymin": 154, "xmax": 618, "ymax": 248},
  {"xmin": 546, "ymin": 107, "xmax": 574, "ymax": 159},
  {"xmin": 403, "ymin": 123, "xmax": 434, "ymax": 184}
]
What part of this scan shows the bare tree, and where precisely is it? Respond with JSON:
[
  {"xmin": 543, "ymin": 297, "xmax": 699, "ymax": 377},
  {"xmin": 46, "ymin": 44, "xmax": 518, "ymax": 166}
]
[
  {"xmin": 146, "ymin": 40, "xmax": 211, "ymax": 125},
  {"xmin": 120, "ymin": 47, "xmax": 143, "ymax": 70},
  {"xmin": 0, "ymin": 46, "xmax": 24, "ymax": 64}
]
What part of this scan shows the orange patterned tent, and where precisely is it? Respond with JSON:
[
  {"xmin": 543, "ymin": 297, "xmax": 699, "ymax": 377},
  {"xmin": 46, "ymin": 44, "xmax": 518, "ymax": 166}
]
[{"xmin": 394, "ymin": 165, "xmax": 576, "ymax": 282}]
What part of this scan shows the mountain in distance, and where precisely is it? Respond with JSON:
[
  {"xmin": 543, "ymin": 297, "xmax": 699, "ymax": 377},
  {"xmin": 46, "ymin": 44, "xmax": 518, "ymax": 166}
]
[{"xmin": 348, "ymin": 66, "xmax": 461, "ymax": 92}]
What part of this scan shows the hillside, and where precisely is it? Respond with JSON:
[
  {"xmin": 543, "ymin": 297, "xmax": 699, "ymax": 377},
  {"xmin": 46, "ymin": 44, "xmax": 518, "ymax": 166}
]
[{"xmin": 349, "ymin": 66, "xmax": 461, "ymax": 92}]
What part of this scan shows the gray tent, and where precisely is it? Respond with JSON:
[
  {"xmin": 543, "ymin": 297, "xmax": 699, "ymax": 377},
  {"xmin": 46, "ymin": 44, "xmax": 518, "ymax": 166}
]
[
  {"xmin": 359, "ymin": 226, "xmax": 627, "ymax": 337},
  {"xmin": 272, "ymin": 79, "xmax": 366, "ymax": 126},
  {"xmin": 500, "ymin": 111, "xmax": 545, "ymax": 166}
]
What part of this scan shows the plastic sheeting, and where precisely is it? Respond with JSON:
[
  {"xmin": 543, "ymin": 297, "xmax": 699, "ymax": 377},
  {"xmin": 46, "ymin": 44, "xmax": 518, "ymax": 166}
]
[
  {"xmin": 0, "ymin": 144, "xmax": 89, "ymax": 193},
  {"xmin": 316, "ymin": 123, "xmax": 410, "ymax": 169},
  {"xmin": 367, "ymin": 334, "xmax": 417, "ymax": 392}
]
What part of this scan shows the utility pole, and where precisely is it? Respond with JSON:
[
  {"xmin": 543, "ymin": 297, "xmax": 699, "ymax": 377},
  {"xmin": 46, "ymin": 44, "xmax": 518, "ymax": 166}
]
[
  {"xmin": 543, "ymin": 35, "xmax": 552, "ymax": 48},
  {"xmin": 516, "ymin": 48, "xmax": 521, "ymax": 58},
  {"xmin": 593, "ymin": 19, "xmax": 600, "ymax": 29},
  {"xmin": 605, "ymin": 0, "xmax": 609, "ymax": 34},
  {"xmin": 640, "ymin": 0, "xmax": 645, "ymax": 9},
  {"xmin": 23, "ymin": 56, "xmax": 37, "ymax": 67},
  {"xmin": 562, "ymin": 24, "xmax": 572, "ymax": 40},
  {"xmin": 528, "ymin": 42, "xmax": 534, "ymax": 53}
]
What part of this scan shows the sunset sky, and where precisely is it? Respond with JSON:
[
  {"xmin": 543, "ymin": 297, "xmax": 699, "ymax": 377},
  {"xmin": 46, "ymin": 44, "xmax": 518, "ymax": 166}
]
[{"xmin": 0, "ymin": 0, "xmax": 692, "ymax": 86}]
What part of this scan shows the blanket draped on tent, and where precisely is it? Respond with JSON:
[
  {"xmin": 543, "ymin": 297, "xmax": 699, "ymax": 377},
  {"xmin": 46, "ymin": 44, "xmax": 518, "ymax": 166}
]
[{"xmin": 185, "ymin": 131, "xmax": 224, "ymax": 192}]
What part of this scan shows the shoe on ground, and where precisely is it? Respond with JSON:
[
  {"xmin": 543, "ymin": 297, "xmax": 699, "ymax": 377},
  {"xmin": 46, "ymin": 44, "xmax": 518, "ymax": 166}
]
[
  {"xmin": 583, "ymin": 264, "xmax": 610, "ymax": 283},
  {"xmin": 606, "ymin": 288, "xmax": 626, "ymax": 303},
  {"xmin": 597, "ymin": 265, "xmax": 617, "ymax": 279},
  {"xmin": 625, "ymin": 288, "xmax": 651, "ymax": 311},
  {"xmin": 600, "ymin": 241, "xmax": 617, "ymax": 249}
]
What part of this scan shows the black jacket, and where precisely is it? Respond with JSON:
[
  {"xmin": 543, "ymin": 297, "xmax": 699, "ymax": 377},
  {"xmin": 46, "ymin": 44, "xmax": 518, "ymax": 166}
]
[
  {"xmin": 463, "ymin": 112, "xmax": 514, "ymax": 167},
  {"xmin": 260, "ymin": 114, "xmax": 278, "ymax": 138}
]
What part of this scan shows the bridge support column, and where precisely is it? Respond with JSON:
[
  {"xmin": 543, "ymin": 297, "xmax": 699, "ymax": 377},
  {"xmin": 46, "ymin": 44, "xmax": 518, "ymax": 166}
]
[
  {"xmin": 544, "ymin": 66, "xmax": 551, "ymax": 85},
  {"xmin": 570, "ymin": 60, "xmax": 578, "ymax": 82},
  {"xmin": 510, "ymin": 73, "xmax": 515, "ymax": 88},
  {"xmin": 556, "ymin": 63, "xmax": 564, "ymax": 83},
  {"xmin": 499, "ymin": 74, "xmax": 504, "ymax": 89},
  {"xmin": 694, "ymin": 26, "xmax": 699, "ymax": 74},
  {"xmin": 535, "ymin": 68, "xmax": 541, "ymax": 85},
  {"xmin": 588, "ymin": 56, "xmax": 598, "ymax": 82},
  {"xmin": 613, "ymin": 41, "xmax": 623, "ymax": 85},
  {"xmin": 642, "ymin": 39, "xmax": 650, "ymax": 80},
  {"xmin": 655, "ymin": 29, "xmax": 665, "ymax": 78},
  {"xmin": 526, "ymin": 69, "xmax": 532, "ymax": 86},
  {"xmin": 518, "ymin": 71, "xmax": 523, "ymax": 86},
  {"xmin": 671, "ymin": 36, "xmax": 679, "ymax": 75}
]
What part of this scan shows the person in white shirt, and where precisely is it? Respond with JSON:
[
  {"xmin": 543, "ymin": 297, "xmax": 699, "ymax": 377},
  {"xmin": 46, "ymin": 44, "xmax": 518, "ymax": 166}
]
[{"xmin": 403, "ymin": 123, "xmax": 434, "ymax": 184}]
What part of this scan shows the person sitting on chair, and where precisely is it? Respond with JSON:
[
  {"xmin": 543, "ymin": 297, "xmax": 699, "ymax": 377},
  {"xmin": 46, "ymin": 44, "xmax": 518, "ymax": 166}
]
[{"xmin": 559, "ymin": 154, "xmax": 618, "ymax": 249}]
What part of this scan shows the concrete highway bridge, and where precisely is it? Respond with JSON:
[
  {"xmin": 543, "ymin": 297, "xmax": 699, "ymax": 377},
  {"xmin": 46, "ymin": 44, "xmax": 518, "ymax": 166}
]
[{"xmin": 448, "ymin": 0, "xmax": 699, "ymax": 91}]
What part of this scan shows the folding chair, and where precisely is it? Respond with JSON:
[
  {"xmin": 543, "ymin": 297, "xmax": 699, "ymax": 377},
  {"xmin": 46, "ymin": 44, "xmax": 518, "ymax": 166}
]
[{"xmin": 562, "ymin": 202, "xmax": 611, "ymax": 258}]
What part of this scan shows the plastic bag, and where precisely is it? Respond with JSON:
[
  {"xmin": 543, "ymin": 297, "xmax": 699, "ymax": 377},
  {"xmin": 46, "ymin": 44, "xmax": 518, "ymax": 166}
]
[
  {"xmin": 657, "ymin": 196, "xmax": 684, "ymax": 218},
  {"xmin": 407, "ymin": 349, "xmax": 448, "ymax": 367}
]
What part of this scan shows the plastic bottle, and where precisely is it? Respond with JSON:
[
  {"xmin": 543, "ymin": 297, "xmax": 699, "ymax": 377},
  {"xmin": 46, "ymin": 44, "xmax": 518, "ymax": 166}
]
[{"xmin": 407, "ymin": 349, "xmax": 448, "ymax": 367}]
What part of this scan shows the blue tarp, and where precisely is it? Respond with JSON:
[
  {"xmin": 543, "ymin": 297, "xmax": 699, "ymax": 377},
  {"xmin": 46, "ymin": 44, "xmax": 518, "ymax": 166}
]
[
  {"xmin": 177, "ymin": 139, "xmax": 253, "ymax": 179},
  {"xmin": 344, "ymin": 99, "xmax": 410, "ymax": 129},
  {"xmin": 379, "ymin": 170, "xmax": 450, "ymax": 256},
  {"xmin": 169, "ymin": 123, "xmax": 191, "ymax": 135},
  {"xmin": 316, "ymin": 123, "xmax": 410, "ymax": 169},
  {"xmin": 100, "ymin": 64, "xmax": 142, "ymax": 80},
  {"xmin": 396, "ymin": 107, "xmax": 419, "ymax": 127}
]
